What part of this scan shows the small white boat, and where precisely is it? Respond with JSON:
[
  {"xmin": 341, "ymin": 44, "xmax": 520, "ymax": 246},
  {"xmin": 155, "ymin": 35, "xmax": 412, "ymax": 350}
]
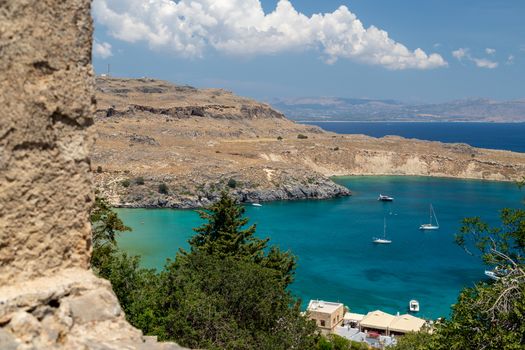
[
  {"xmin": 373, "ymin": 218, "xmax": 392, "ymax": 244},
  {"xmin": 420, "ymin": 204, "xmax": 439, "ymax": 230},
  {"xmin": 484, "ymin": 270, "xmax": 499, "ymax": 280},
  {"xmin": 378, "ymin": 194, "xmax": 394, "ymax": 202},
  {"xmin": 409, "ymin": 300, "xmax": 420, "ymax": 312},
  {"xmin": 252, "ymin": 203, "xmax": 263, "ymax": 207},
  {"xmin": 485, "ymin": 267, "xmax": 508, "ymax": 280}
]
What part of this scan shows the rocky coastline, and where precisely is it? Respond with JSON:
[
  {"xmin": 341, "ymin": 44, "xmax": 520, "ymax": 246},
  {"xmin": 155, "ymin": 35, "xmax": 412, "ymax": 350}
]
[{"xmin": 92, "ymin": 77, "xmax": 525, "ymax": 209}]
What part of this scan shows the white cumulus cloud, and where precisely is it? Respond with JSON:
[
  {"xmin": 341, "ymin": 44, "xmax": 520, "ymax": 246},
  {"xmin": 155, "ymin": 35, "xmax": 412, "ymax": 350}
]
[
  {"xmin": 452, "ymin": 47, "xmax": 498, "ymax": 69},
  {"xmin": 472, "ymin": 58, "xmax": 498, "ymax": 69},
  {"xmin": 485, "ymin": 48, "xmax": 496, "ymax": 55},
  {"xmin": 452, "ymin": 48, "xmax": 469, "ymax": 60},
  {"xmin": 507, "ymin": 55, "xmax": 515, "ymax": 65},
  {"xmin": 94, "ymin": 40, "xmax": 113, "ymax": 59},
  {"xmin": 92, "ymin": 0, "xmax": 447, "ymax": 70}
]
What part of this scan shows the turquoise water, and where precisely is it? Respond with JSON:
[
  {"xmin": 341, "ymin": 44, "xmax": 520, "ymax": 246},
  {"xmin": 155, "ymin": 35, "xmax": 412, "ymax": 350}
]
[{"xmin": 115, "ymin": 176, "xmax": 524, "ymax": 319}]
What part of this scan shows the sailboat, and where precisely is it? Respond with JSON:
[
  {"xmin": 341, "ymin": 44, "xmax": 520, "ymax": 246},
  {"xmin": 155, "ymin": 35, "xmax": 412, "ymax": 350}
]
[
  {"xmin": 373, "ymin": 217, "xmax": 392, "ymax": 244},
  {"xmin": 419, "ymin": 204, "xmax": 439, "ymax": 230}
]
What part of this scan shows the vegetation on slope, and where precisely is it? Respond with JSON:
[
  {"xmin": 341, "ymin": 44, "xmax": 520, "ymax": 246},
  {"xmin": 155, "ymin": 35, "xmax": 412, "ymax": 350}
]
[{"xmin": 90, "ymin": 193, "xmax": 321, "ymax": 349}]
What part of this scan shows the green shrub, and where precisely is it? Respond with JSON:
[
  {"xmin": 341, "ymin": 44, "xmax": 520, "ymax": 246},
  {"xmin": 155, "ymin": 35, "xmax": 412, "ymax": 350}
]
[
  {"xmin": 158, "ymin": 183, "xmax": 169, "ymax": 194},
  {"xmin": 277, "ymin": 136, "xmax": 283, "ymax": 141},
  {"xmin": 96, "ymin": 165, "xmax": 103, "ymax": 173},
  {"xmin": 297, "ymin": 134, "xmax": 308, "ymax": 139},
  {"xmin": 121, "ymin": 179, "xmax": 130, "ymax": 188},
  {"xmin": 227, "ymin": 178, "xmax": 237, "ymax": 189},
  {"xmin": 134, "ymin": 177, "xmax": 145, "ymax": 185}
]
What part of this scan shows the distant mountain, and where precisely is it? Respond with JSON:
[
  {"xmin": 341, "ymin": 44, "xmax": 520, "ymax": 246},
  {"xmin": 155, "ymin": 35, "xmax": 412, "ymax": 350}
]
[{"xmin": 270, "ymin": 97, "xmax": 525, "ymax": 122}]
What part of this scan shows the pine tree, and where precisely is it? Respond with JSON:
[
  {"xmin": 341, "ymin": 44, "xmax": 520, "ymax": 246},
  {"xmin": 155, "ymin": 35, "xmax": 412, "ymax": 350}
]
[
  {"xmin": 188, "ymin": 191, "xmax": 269, "ymax": 260},
  {"xmin": 184, "ymin": 191, "xmax": 297, "ymax": 286}
]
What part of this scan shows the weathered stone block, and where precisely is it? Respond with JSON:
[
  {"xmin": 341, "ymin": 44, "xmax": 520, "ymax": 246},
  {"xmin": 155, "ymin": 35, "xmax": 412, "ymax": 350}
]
[
  {"xmin": 0, "ymin": 0, "xmax": 95, "ymax": 284},
  {"xmin": 67, "ymin": 288, "xmax": 122, "ymax": 324}
]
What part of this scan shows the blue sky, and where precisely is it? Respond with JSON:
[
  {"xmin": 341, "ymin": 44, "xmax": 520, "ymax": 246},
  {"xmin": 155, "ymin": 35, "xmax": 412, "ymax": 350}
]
[{"xmin": 92, "ymin": 0, "xmax": 525, "ymax": 103}]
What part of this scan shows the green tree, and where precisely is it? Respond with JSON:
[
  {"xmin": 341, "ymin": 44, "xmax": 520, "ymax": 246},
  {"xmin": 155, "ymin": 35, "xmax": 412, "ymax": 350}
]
[
  {"xmin": 155, "ymin": 252, "xmax": 317, "ymax": 350},
  {"xmin": 390, "ymin": 331, "xmax": 436, "ymax": 350},
  {"xmin": 158, "ymin": 183, "xmax": 169, "ymax": 194},
  {"xmin": 185, "ymin": 191, "xmax": 297, "ymax": 285},
  {"xmin": 90, "ymin": 197, "xmax": 160, "ymax": 334},
  {"xmin": 186, "ymin": 191, "xmax": 268, "ymax": 259},
  {"xmin": 90, "ymin": 196, "xmax": 131, "ymax": 271},
  {"xmin": 456, "ymin": 208, "xmax": 525, "ymax": 266},
  {"xmin": 315, "ymin": 334, "xmax": 369, "ymax": 350}
]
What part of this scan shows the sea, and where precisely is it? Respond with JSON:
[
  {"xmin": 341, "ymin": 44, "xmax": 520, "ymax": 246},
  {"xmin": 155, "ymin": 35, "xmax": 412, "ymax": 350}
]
[
  {"xmin": 302, "ymin": 122, "xmax": 525, "ymax": 153},
  {"xmin": 116, "ymin": 176, "xmax": 525, "ymax": 320}
]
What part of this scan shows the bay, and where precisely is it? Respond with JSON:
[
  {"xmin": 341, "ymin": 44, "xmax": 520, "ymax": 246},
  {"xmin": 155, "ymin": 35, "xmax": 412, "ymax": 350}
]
[
  {"xmin": 116, "ymin": 176, "xmax": 524, "ymax": 319},
  {"xmin": 302, "ymin": 122, "xmax": 525, "ymax": 153}
]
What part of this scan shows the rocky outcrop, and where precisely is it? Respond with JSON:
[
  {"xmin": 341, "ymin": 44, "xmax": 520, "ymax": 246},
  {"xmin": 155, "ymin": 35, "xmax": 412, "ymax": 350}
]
[
  {"xmin": 96, "ymin": 172, "xmax": 351, "ymax": 209},
  {"xmin": 95, "ymin": 77, "xmax": 286, "ymax": 121},
  {"xmin": 0, "ymin": 1, "xmax": 187, "ymax": 349},
  {"xmin": 98, "ymin": 103, "xmax": 285, "ymax": 120}
]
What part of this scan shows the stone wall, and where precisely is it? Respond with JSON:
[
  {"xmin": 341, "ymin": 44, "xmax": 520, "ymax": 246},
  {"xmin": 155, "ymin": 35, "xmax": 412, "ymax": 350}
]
[
  {"xmin": 0, "ymin": 0, "xmax": 94, "ymax": 285},
  {"xmin": 0, "ymin": 1, "xmax": 186, "ymax": 348}
]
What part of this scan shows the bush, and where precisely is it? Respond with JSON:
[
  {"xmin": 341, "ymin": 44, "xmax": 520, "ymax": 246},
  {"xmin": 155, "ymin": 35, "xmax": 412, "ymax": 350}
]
[
  {"xmin": 227, "ymin": 178, "xmax": 237, "ymax": 189},
  {"xmin": 134, "ymin": 177, "xmax": 145, "ymax": 185},
  {"xmin": 96, "ymin": 165, "xmax": 103, "ymax": 173},
  {"xmin": 121, "ymin": 179, "xmax": 130, "ymax": 188},
  {"xmin": 158, "ymin": 183, "xmax": 169, "ymax": 194},
  {"xmin": 277, "ymin": 136, "xmax": 283, "ymax": 141},
  {"xmin": 297, "ymin": 134, "xmax": 308, "ymax": 139},
  {"xmin": 333, "ymin": 147, "xmax": 339, "ymax": 151}
]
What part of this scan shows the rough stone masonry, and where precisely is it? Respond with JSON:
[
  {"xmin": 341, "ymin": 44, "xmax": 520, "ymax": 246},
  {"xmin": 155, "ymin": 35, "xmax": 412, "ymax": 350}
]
[{"xmin": 0, "ymin": 1, "xmax": 185, "ymax": 348}]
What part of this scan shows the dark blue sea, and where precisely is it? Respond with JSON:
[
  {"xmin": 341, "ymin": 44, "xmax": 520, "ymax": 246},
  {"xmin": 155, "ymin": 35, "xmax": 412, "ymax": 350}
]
[{"xmin": 302, "ymin": 122, "xmax": 525, "ymax": 153}]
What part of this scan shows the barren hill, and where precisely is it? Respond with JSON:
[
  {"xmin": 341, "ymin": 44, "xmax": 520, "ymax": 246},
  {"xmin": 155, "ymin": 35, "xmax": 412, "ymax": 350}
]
[{"xmin": 92, "ymin": 77, "xmax": 525, "ymax": 208}]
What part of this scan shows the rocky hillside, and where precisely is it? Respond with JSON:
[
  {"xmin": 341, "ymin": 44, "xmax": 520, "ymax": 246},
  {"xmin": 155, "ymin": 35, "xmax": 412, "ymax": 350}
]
[{"xmin": 92, "ymin": 77, "xmax": 525, "ymax": 208}]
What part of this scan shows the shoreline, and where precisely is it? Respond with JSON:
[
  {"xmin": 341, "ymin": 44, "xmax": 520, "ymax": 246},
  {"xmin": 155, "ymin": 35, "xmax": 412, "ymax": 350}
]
[
  {"xmin": 93, "ymin": 77, "xmax": 525, "ymax": 210},
  {"xmin": 107, "ymin": 174, "xmax": 521, "ymax": 210}
]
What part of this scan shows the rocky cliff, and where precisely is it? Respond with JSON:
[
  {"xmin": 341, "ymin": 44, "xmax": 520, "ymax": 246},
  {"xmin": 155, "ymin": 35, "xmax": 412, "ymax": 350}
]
[
  {"xmin": 0, "ymin": 1, "xmax": 185, "ymax": 349},
  {"xmin": 92, "ymin": 78, "xmax": 525, "ymax": 209}
]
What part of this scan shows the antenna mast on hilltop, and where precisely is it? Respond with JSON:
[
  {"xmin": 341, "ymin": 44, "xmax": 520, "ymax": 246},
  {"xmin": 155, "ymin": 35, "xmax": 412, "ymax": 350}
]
[{"xmin": 107, "ymin": 63, "xmax": 110, "ymax": 76}]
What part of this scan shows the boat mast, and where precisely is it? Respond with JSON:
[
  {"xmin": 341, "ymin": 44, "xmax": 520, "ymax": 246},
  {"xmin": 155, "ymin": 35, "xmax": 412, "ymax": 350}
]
[{"xmin": 432, "ymin": 205, "xmax": 439, "ymax": 227}]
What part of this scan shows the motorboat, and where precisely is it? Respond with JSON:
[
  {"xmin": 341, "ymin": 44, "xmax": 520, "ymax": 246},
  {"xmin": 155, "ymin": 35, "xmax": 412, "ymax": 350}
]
[
  {"xmin": 378, "ymin": 194, "xmax": 394, "ymax": 202},
  {"xmin": 409, "ymin": 300, "xmax": 420, "ymax": 312},
  {"xmin": 484, "ymin": 267, "xmax": 508, "ymax": 281},
  {"xmin": 252, "ymin": 203, "xmax": 263, "ymax": 207},
  {"xmin": 484, "ymin": 270, "xmax": 499, "ymax": 280}
]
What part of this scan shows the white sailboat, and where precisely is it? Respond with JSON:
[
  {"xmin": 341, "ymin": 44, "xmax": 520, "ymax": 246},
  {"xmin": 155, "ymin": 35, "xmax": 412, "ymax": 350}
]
[
  {"xmin": 373, "ymin": 217, "xmax": 392, "ymax": 244},
  {"xmin": 419, "ymin": 204, "xmax": 439, "ymax": 230}
]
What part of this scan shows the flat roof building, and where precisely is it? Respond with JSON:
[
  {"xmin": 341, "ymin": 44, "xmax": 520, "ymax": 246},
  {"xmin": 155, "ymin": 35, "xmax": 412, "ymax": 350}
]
[{"xmin": 307, "ymin": 300, "xmax": 345, "ymax": 333}]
